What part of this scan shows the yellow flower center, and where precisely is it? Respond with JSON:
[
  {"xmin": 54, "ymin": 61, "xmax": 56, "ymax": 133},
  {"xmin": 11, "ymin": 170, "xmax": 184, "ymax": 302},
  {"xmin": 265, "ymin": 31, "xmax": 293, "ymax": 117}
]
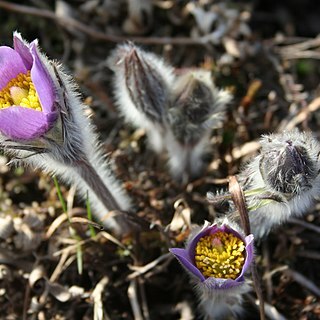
[
  {"xmin": 0, "ymin": 71, "xmax": 42, "ymax": 111},
  {"xmin": 195, "ymin": 231, "xmax": 245, "ymax": 279}
]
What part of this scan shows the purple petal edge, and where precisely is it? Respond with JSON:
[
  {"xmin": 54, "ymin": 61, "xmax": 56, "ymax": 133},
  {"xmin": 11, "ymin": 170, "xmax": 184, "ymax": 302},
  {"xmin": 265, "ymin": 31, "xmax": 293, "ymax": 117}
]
[
  {"xmin": 13, "ymin": 33, "xmax": 33, "ymax": 69},
  {"xmin": 238, "ymin": 234, "xmax": 254, "ymax": 279},
  {"xmin": 170, "ymin": 224, "xmax": 255, "ymax": 291},
  {"xmin": 0, "ymin": 47, "xmax": 27, "ymax": 90},
  {"xmin": 29, "ymin": 42, "xmax": 55, "ymax": 115},
  {"xmin": 0, "ymin": 107, "xmax": 50, "ymax": 140},
  {"xmin": 169, "ymin": 248, "xmax": 205, "ymax": 281}
]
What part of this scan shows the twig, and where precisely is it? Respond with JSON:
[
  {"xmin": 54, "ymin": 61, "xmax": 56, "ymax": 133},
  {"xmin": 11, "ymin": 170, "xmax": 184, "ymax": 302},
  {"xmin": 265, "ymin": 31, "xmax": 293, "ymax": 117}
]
[
  {"xmin": 263, "ymin": 265, "xmax": 289, "ymax": 280},
  {"xmin": 280, "ymin": 97, "xmax": 320, "ymax": 131},
  {"xmin": 69, "ymin": 217, "xmax": 103, "ymax": 230},
  {"xmin": 91, "ymin": 276, "xmax": 111, "ymax": 320},
  {"xmin": 285, "ymin": 269, "xmax": 320, "ymax": 297},
  {"xmin": 67, "ymin": 185, "xmax": 77, "ymax": 216},
  {"xmin": 128, "ymin": 280, "xmax": 144, "ymax": 320},
  {"xmin": 137, "ymin": 278, "xmax": 150, "ymax": 320},
  {"xmin": 280, "ymin": 51, "xmax": 320, "ymax": 60},
  {"xmin": 0, "ymin": 1, "xmax": 205, "ymax": 46},
  {"xmin": 52, "ymin": 237, "xmax": 92, "ymax": 257},
  {"xmin": 22, "ymin": 282, "xmax": 31, "ymax": 320},
  {"xmin": 231, "ymin": 140, "xmax": 260, "ymax": 160},
  {"xmin": 127, "ymin": 253, "xmax": 173, "ymax": 280},
  {"xmin": 279, "ymin": 36, "xmax": 320, "ymax": 54},
  {"xmin": 263, "ymin": 265, "xmax": 320, "ymax": 297},
  {"xmin": 247, "ymin": 295, "xmax": 287, "ymax": 320},
  {"xmin": 228, "ymin": 175, "xmax": 266, "ymax": 320},
  {"xmin": 278, "ymin": 36, "xmax": 320, "ymax": 60},
  {"xmin": 45, "ymin": 209, "xmax": 83, "ymax": 239},
  {"xmin": 99, "ymin": 231, "xmax": 133, "ymax": 256},
  {"xmin": 296, "ymin": 250, "xmax": 320, "ymax": 260},
  {"xmin": 288, "ymin": 217, "xmax": 320, "ymax": 234},
  {"xmin": 50, "ymin": 248, "xmax": 72, "ymax": 282}
]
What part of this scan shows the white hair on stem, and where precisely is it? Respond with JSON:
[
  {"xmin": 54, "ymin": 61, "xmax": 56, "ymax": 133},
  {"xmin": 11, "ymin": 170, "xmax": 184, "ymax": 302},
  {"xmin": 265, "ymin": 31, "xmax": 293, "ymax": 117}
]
[{"xmin": 1, "ymin": 33, "xmax": 133, "ymax": 235}]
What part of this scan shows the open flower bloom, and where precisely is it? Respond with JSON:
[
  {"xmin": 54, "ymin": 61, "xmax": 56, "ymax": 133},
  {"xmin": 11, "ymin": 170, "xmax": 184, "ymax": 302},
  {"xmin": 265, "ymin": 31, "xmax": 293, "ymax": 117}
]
[
  {"xmin": 0, "ymin": 33, "xmax": 56, "ymax": 140},
  {"xmin": 170, "ymin": 222, "xmax": 254, "ymax": 290},
  {"xmin": 0, "ymin": 33, "xmax": 132, "ymax": 235}
]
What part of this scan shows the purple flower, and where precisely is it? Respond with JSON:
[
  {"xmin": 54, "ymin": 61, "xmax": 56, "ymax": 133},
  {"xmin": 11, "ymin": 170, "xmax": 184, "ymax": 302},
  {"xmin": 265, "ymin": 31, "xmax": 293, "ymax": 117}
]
[
  {"xmin": 0, "ymin": 33, "xmax": 56, "ymax": 140},
  {"xmin": 170, "ymin": 222, "xmax": 254, "ymax": 290}
]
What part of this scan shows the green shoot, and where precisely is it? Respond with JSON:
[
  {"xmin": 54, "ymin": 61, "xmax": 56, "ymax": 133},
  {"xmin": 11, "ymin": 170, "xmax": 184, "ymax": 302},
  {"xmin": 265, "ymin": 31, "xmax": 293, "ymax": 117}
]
[
  {"xmin": 53, "ymin": 176, "xmax": 69, "ymax": 222},
  {"xmin": 53, "ymin": 176, "xmax": 83, "ymax": 275}
]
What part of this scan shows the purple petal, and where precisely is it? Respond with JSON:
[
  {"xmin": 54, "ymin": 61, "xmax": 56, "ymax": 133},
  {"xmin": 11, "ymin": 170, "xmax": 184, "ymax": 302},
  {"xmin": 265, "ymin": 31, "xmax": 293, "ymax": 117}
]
[
  {"xmin": 237, "ymin": 234, "xmax": 254, "ymax": 279},
  {"xmin": 13, "ymin": 33, "xmax": 33, "ymax": 69},
  {"xmin": 169, "ymin": 248, "xmax": 205, "ymax": 281},
  {"xmin": 29, "ymin": 42, "xmax": 55, "ymax": 114},
  {"xmin": 170, "ymin": 223, "xmax": 255, "ymax": 289},
  {"xmin": 0, "ymin": 107, "xmax": 52, "ymax": 140},
  {"xmin": 203, "ymin": 277, "xmax": 244, "ymax": 290},
  {"xmin": 0, "ymin": 47, "xmax": 27, "ymax": 90}
]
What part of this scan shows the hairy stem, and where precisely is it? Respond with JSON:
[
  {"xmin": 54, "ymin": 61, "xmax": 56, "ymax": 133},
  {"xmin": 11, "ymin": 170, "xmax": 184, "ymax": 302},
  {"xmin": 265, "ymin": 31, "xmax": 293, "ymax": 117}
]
[{"xmin": 76, "ymin": 159, "xmax": 123, "ymax": 213}]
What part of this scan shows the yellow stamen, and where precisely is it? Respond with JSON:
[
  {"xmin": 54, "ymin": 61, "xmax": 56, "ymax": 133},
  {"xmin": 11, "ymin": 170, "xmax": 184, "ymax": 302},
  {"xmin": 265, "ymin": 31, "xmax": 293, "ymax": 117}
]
[
  {"xmin": 195, "ymin": 231, "xmax": 245, "ymax": 279},
  {"xmin": 0, "ymin": 71, "xmax": 42, "ymax": 111}
]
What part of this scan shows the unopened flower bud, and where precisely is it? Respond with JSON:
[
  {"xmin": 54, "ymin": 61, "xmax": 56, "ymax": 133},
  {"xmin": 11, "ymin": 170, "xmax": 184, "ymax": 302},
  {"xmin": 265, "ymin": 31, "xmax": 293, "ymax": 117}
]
[
  {"xmin": 108, "ymin": 42, "xmax": 174, "ymax": 152},
  {"xmin": 169, "ymin": 69, "xmax": 231, "ymax": 145},
  {"xmin": 228, "ymin": 130, "xmax": 320, "ymax": 239},
  {"xmin": 166, "ymin": 69, "xmax": 231, "ymax": 182}
]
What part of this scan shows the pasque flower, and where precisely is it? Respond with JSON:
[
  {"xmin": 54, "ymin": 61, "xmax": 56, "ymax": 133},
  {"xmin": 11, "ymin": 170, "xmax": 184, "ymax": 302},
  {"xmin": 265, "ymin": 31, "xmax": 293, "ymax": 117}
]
[
  {"xmin": 166, "ymin": 69, "xmax": 231, "ymax": 182},
  {"xmin": 0, "ymin": 34, "xmax": 56, "ymax": 140},
  {"xmin": 170, "ymin": 222, "xmax": 254, "ymax": 288},
  {"xmin": 108, "ymin": 42, "xmax": 174, "ymax": 153},
  {"xmin": 108, "ymin": 43, "xmax": 231, "ymax": 183},
  {"xmin": 170, "ymin": 221, "xmax": 254, "ymax": 319},
  {"xmin": 225, "ymin": 130, "xmax": 320, "ymax": 239},
  {"xmin": 0, "ymin": 33, "xmax": 132, "ymax": 234}
]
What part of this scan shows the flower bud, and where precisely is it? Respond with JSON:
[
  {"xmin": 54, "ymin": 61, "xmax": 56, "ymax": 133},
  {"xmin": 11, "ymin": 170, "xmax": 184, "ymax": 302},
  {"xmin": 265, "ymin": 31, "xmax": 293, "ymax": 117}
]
[
  {"xmin": 169, "ymin": 69, "xmax": 231, "ymax": 146},
  {"xmin": 108, "ymin": 42, "xmax": 175, "ymax": 152},
  {"xmin": 229, "ymin": 130, "xmax": 320, "ymax": 239},
  {"xmin": 166, "ymin": 69, "xmax": 231, "ymax": 182}
]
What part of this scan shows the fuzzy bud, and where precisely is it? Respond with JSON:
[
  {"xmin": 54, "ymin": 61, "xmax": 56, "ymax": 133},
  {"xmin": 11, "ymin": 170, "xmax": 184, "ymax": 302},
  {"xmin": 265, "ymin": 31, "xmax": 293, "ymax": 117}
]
[
  {"xmin": 108, "ymin": 42, "xmax": 174, "ymax": 152},
  {"xmin": 166, "ymin": 69, "xmax": 231, "ymax": 182},
  {"xmin": 228, "ymin": 130, "xmax": 320, "ymax": 239}
]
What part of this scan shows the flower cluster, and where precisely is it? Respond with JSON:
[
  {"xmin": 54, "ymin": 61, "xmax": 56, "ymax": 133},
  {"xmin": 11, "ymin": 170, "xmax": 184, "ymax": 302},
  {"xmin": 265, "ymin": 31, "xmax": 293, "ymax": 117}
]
[
  {"xmin": 170, "ymin": 129, "xmax": 320, "ymax": 318},
  {"xmin": 3, "ymin": 32, "xmax": 318, "ymax": 320}
]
